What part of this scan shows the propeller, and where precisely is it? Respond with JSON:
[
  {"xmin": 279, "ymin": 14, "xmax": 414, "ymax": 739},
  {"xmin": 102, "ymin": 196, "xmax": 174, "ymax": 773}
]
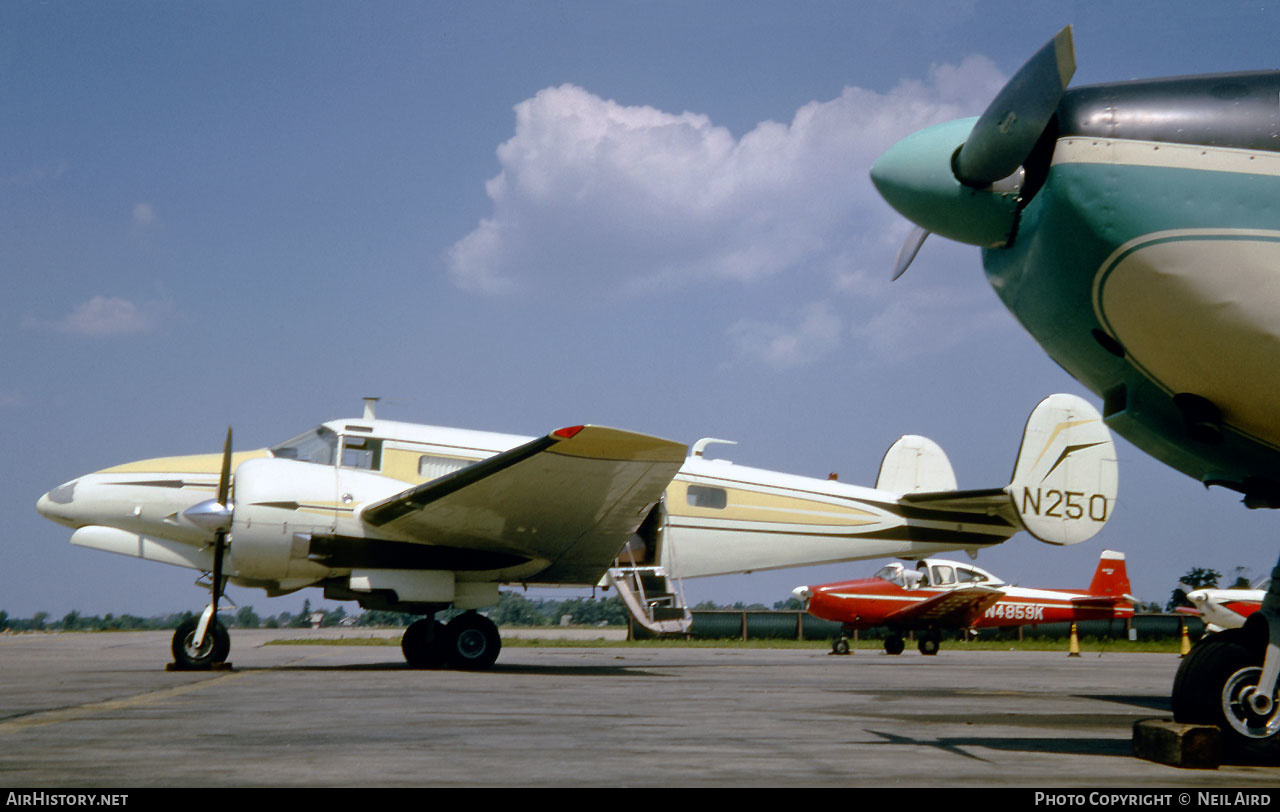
[
  {"xmin": 872, "ymin": 26, "xmax": 1076, "ymax": 279},
  {"xmin": 181, "ymin": 428, "xmax": 235, "ymax": 647}
]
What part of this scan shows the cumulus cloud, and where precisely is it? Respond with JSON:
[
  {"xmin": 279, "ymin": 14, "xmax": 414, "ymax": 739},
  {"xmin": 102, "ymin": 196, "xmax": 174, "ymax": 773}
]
[
  {"xmin": 727, "ymin": 301, "xmax": 844, "ymax": 370},
  {"xmin": 27, "ymin": 296, "xmax": 170, "ymax": 337},
  {"xmin": 448, "ymin": 56, "xmax": 1006, "ymax": 295}
]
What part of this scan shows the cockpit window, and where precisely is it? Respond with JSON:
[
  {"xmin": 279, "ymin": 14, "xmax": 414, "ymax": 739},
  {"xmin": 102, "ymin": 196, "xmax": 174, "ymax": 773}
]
[
  {"xmin": 873, "ymin": 564, "xmax": 906, "ymax": 588},
  {"xmin": 931, "ymin": 565, "xmax": 956, "ymax": 586},
  {"xmin": 270, "ymin": 426, "xmax": 338, "ymax": 465},
  {"xmin": 341, "ymin": 436, "xmax": 383, "ymax": 470},
  {"xmin": 956, "ymin": 567, "xmax": 984, "ymax": 583}
]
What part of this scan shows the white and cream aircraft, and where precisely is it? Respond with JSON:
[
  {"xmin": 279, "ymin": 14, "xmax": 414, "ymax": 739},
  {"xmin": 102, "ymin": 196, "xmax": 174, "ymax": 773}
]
[{"xmin": 37, "ymin": 394, "xmax": 1116, "ymax": 670}]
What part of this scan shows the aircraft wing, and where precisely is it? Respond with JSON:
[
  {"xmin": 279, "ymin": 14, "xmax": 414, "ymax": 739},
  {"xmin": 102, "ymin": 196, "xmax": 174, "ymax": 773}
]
[
  {"xmin": 1070, "ymin": 595, "xmax": 1134, "ymax": 609},
  {"xmin": 882, "ymin": 585, "xmax": 1004, "ymax": 628},
  {"xmin": 360, "ymin": 425, "xmax": 687, "ymax": 584}
]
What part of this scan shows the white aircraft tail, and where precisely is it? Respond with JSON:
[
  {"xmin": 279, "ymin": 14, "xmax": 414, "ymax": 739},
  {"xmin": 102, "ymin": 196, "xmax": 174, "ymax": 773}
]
[
  {"xmin": 876, "ymin": 435, "xmax": 957, "ymax": 493},
  {"xmin": 1007, "ymin": 393, "xmax": 1118, "ymax": 545},
  {"xmin": 893, "ymin": 393, "xmax": 1117, "ymax": 547}
]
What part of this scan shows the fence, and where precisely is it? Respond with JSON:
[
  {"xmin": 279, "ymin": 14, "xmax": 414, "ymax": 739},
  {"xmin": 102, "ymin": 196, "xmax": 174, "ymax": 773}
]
[{"xmin": 630, "ymin": 610, "xmax": 1207, "ymax": 642}]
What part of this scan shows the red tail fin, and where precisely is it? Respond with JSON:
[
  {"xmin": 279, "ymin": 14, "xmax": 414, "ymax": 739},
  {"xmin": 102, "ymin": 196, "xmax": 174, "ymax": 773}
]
[{"xmin": 1087, "ymin": 550, "xmax": 1131, "ymax": 598}]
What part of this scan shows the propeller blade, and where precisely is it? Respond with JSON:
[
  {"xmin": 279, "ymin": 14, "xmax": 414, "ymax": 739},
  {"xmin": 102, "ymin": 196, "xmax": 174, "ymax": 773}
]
[
  {"xmin": 891, "ymin": 226, "xmax": 930, "ymax": 281},
  {"xmin": 954, "ymin": 26, "xmax": 1076, "ymax": 187},
  {"xmin": 216, "ymin": 427, "xmax": 233, "ymax": 507},
  {"xmin": 182, "ymin": 427, "xmax": 235, "ymax": 534}
]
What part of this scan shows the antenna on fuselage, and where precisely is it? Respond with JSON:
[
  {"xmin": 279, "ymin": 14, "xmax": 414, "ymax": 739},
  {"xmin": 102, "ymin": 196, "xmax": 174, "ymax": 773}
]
[
  {"xmin": 363, "ymin": 397, "xmax": 380, "ymax": 420},
  {"xmin": 692, "ymin": 437, "xmax": 737, "ymax": 458}
]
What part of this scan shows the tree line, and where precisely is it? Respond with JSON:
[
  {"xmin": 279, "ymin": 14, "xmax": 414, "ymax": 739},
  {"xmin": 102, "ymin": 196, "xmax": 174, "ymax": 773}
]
[{"xmin": 0, "ymin": 591, "xmax": 814, "ymax": 633}]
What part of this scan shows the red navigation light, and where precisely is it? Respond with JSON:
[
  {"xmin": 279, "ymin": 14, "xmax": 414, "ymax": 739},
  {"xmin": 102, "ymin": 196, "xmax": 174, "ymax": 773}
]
[{"xmin": 553, "ymin": 425, "xmax": 585, "ymax": 439}]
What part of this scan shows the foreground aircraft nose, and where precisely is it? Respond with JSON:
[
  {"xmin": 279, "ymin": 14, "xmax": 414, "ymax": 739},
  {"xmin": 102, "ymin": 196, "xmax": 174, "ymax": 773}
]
[
  {"xmin": 37, "ymin": 480, "xmax": 79, "ymax": 527},
  {"xmin": 870, "ymin": 117, "xmax": 1021, "ymax": 248},
  {"xmin": 872, "ymin": 26, "xmax": 1076, "ymax": 277},
  {"xmin": 792, "ymin": 585, "xmax": 812, "ymax": 609}
]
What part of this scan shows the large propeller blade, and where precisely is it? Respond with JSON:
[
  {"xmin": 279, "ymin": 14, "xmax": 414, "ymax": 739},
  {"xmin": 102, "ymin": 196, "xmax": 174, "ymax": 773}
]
[{"xmin": 954, "ymin": 26, "xmax": 1076, "ymax": 188}]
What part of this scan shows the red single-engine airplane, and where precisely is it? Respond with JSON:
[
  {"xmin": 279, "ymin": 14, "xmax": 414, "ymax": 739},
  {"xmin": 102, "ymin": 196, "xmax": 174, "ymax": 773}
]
[{"xmin": 793, "ymin": 550, "xmax": 1134, "ymax": 656}]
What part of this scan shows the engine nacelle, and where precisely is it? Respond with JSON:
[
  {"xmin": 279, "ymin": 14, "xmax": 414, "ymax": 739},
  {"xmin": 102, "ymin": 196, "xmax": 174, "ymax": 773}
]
[{"xmin": 228, "ymin": 458, "xmax": 338, "ymax": 581}]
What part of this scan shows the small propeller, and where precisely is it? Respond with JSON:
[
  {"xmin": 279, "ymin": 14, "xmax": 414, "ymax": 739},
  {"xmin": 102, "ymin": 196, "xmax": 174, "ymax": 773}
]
[{"xmin": 180, "ymin": 427, "xmax": 234, "ymax": 650}]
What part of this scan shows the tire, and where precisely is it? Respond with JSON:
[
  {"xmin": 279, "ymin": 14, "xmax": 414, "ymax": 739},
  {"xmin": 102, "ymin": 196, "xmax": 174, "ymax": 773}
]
[
  {"xmin": 1172, "ymin": 635, "xmax": 1279, "ymax": 763},
  {"xmin": 171, "ymin": 617, "xmax": 230, "ymax": 667},
  {"xmin": 445, "ymin": 613, "xmax": 502, "ymax": 670},
  {"xmin": 884, "ymin": 635, "xmax": 905, "ymax": 655},
  {"xmin": 918, "ymin": 634, "xmax": 941, "ymax": 656},
  {"xmin": 832, "ymin": 638, "xmax": 850, "ymax": 656},
  {"xmin": 401, "ymin": 618, "xmax": 447, "ymax": 668}
]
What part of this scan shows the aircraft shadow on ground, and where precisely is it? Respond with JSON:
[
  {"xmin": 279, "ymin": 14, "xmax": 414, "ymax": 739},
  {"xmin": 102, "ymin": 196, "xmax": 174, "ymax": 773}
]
[
  {"xmin": 1075, "ymin": 694, "xmax": 1173, "ymax": 713},
  {"xmin": 865, "ymin": 729, "xmax": 1134, "ymax": 762},
  {"xmin": 239, "ymin": 662, "xmax": 667, "ymax": 677}
]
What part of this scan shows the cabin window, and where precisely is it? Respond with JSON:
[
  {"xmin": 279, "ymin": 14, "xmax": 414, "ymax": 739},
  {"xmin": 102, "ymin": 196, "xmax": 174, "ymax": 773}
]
[
  {"xmin": 931, "ymin": 565, "xmax": 956, "ymax": 586},
  {"xmin": 270, "ymin": 426, "xmax": 338, "ymax": 466},
  {"xmin": 418, "ymin": 454, "xmax": 472, "ymax": 480},
  {"xmin": 686, "ymin": 485, "xmax": 727, "ymax": 509},
  {"xmin": 341, "ymin": 436, "xmax": 383, "ymax": 470},
  {"xmin": 956, "ymin": 568, "xmax": 984, "ymax": 584}
]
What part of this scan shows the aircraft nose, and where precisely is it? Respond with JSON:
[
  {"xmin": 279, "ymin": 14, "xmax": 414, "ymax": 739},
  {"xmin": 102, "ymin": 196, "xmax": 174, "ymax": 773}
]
[
  {"xmin": 792, "ymin": 585, "xmax": 812, "ymax": 609},
  {"xmin": 37, "ymin": 479, "xmax": 80, "ymax": 526},
  {"xmin": 870, "ymin": 116, "xmax": 1019, "ymax": 248}
]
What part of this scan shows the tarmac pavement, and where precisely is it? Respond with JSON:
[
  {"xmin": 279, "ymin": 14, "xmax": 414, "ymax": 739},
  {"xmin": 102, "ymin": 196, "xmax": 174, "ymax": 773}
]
[{"xmin": 0, "ymin": 630, "xmax": 1275, "ymax": 787}]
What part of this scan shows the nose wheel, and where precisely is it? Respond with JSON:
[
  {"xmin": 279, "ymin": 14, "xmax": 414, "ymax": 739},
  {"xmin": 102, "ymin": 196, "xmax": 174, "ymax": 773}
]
[{"xmin": 171, "ymin": 616, "xmax": 230, "ymax": 668}]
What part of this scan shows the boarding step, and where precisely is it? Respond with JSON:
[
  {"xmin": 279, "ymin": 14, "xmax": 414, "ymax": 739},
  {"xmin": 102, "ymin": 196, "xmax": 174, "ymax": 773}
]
[{"xmin": 606, "ymin": 565, "xmax": 692, "ymax": 635}]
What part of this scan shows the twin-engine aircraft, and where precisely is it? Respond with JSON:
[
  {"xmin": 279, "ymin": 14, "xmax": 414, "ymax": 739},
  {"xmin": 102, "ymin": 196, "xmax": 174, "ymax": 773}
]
[
  {"xmin": 794, "ymin": 550, "xmax": 1134, "ymax": 656},
  {"xmin": 37, "ymin": 394, "xmax": 1115, "ymax": 671},
  {"xmin": 869, "ymin": 25, "xmax": 1280, "ymax": 758}
]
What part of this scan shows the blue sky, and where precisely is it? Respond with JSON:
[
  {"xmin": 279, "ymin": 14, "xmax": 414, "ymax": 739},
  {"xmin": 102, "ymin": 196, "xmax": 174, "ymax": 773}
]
[{"xmin": 6, "ymin": 1, "xmax": 1280, "ymax": 619}]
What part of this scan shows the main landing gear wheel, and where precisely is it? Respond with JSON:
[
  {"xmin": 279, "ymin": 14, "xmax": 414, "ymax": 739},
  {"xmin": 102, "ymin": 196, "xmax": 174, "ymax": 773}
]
[
  {"xmin": 918, "ymin": 632, "xmax": 941, "ymax": 656},
  {"xmin": 832, "ymin": 638, "xmax": 850, "ymax": 655},
  {"xmin": 401, "ymin": 618, "xmax": 447, "ymax": 668},
  {"xmin": 883, "ymin": 635, "xmax": 905, "ymax": 655},
  {"xmin": 1172, "ymin": 627, "xmax": 1279, "ymax": 763},
  {"xmin": 171, "ymin": 617, "xmax": 230, "ymax": 668},
  {"xmin": 445, "ymin": 612, "xmax": 502, "ymax": 670}
]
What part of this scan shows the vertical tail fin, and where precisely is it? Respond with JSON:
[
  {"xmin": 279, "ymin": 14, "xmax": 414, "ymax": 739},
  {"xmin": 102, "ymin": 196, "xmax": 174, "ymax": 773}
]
[
  {"xmin": 876, "ymin": 435, "xmax": 957, "ymax": 494},
  {"xmin": 1087, "ymin": 550, "xmax": 1131, "ymax": 598},
  {"xmin": 1007, "ymin": 393, "xmax": 1118, "ymax": 545}
]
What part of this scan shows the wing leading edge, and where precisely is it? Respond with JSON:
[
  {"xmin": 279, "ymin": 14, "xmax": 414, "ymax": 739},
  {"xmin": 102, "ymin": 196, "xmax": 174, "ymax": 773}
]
[{"xmin": 361, "ymin": 426, "xmax": 687, "ymax": 584}]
